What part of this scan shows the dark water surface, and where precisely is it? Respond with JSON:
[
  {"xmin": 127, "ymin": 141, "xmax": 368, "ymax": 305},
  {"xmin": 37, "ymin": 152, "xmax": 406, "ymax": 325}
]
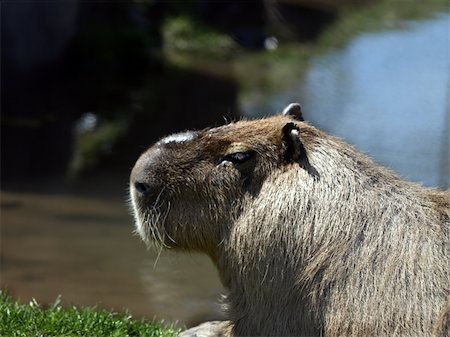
[{"xmin": 1, "ymin": 14, "xmax": 448, "ymax": 328}]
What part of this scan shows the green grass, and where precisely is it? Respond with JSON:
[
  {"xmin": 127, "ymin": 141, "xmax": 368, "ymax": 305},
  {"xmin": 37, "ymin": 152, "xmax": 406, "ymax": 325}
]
[{"xmin": 0, "ymin": 292, "xmax": 180, "ymax": 337}]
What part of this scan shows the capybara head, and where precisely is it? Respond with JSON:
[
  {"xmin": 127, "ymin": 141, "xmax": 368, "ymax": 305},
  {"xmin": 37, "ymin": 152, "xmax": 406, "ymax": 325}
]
[{"xmin": 129, "ymin": 104, "xmax": 313, "ymax": 253}]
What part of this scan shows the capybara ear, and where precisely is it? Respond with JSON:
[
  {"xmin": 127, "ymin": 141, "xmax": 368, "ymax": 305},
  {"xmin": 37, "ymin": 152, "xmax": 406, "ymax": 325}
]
[
  {"xmin": 282, "ymin": 103, "xmax": 304, "ymax": 121},
  {"xmin": 282, "ymin": 122, "xmax": 319, "ymax": 178},
  {"xmin": 282, "ymin": 122, "xmax": 305, "ymax": 163}
]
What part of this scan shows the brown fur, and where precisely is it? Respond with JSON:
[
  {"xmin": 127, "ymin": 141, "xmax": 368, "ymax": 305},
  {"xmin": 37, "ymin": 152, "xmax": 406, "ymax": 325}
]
[{"xmin": 130, "ymin": 113, "xmax": 449, "ymax": 337}]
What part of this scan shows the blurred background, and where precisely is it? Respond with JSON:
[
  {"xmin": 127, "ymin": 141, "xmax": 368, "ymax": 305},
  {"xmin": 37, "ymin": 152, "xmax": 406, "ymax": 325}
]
[{"xmin": 1, "ymin": 0, "xmax": 449, "ymax": 328}]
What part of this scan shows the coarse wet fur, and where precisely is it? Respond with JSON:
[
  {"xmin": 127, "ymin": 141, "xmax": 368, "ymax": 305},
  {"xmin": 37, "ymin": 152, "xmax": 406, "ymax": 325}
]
[{"xmin": 130, "ymin": 104, "xmax": 449, "ymax": 337}]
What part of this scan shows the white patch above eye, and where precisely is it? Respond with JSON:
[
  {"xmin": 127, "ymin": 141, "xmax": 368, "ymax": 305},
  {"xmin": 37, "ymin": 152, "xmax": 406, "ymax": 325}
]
[{"xmin": 158, "ymin": 131, "xmax": 197, "ymax": 145}]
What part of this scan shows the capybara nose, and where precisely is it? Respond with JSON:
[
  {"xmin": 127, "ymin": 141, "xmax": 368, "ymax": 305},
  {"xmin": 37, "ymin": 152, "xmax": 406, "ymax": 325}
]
[
  {"xmin": 132, "ymin": 178, "xmax": 164, "ymax": 202},
  {"xmin": 131, "ymin": 149, "xmax": 164, "ymax": 201},
  {"xmin": 134, "ymin": 181, "xmax": 151, "ymax": 196}
]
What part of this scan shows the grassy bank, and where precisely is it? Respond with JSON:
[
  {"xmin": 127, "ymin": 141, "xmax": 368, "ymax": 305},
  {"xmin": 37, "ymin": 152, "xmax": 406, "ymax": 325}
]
[{"xmin": 0, "ymin": 292, "xmax": 180, "ymax": 337}]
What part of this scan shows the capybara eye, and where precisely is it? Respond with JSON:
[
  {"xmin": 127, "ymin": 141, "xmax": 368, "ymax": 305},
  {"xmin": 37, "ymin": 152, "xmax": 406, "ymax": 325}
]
[{"xmin": 221, "ymin": 151, "xmax": 254, "ymax": 165}]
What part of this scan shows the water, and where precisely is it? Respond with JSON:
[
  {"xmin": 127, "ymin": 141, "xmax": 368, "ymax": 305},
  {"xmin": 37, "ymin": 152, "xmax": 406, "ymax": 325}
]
[
  {"xmin": 1, "ymin": 14, "xmax": 448, "ymax": 328},
  {"xmin": 304, "ymin": 14, "xmax": 449, "ymax": 188},
  {"xmin": 1, "ymin": 178, "xmax": 224, "ymax": 327},
  {"xmin": 244, "ymin": 14, "xmax": 449, "ymax": 188}
]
